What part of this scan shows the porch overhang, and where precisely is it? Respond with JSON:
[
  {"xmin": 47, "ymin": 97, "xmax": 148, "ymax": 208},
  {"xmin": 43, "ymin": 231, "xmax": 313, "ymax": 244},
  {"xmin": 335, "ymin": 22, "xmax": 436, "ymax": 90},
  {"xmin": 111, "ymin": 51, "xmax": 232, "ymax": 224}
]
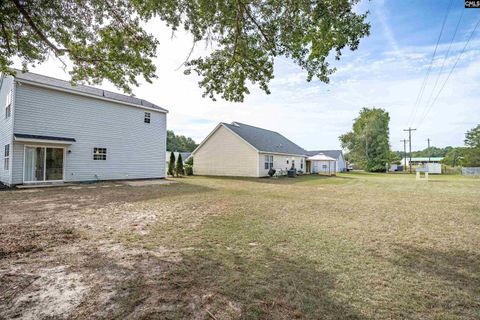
[{"xmin": 14, "ymin": 133, "xmax": 76, "ymax": 145}]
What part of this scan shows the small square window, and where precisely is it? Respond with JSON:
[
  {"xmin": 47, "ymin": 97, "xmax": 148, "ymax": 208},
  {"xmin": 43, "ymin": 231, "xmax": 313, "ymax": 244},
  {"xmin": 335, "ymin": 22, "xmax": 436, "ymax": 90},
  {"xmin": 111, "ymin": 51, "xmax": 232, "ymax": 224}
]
[
  {"xmin": 144, "ymin": 112, "xmax": 151, "ymax": 123},
  {"xmin": 93, "ymin": 147, "xmax": 107, "ymax": 160}
]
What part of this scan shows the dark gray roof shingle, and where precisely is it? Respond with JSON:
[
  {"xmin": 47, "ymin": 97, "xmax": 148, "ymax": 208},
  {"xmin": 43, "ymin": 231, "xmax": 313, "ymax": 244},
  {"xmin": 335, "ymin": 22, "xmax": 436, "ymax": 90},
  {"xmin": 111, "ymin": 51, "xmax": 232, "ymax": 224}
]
[
  {"xmin": 306, "ymin": 150, "xmax": 343, "ymax": 159},
  {"xmin": 223, "ymin": 122, "xmax": 306, "ymax": 156},
  {"xmin": 13, "ymin": 70, "xmax": 167, "ymax": 113}
]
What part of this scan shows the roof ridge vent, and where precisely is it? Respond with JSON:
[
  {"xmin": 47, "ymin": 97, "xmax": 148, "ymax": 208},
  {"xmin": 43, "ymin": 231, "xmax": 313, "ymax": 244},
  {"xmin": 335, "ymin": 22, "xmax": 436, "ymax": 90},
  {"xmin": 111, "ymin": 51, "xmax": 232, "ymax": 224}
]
[{"xmin": 231, "ymin": 122, "xmax": 240, "ymax": 127}]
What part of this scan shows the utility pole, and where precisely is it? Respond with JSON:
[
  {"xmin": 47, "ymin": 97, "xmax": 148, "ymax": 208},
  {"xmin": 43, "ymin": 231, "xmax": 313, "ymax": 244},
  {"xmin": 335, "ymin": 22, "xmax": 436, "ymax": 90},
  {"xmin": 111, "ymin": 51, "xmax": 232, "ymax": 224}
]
[
  {"xmin": 403, "ymin": 127, "xmax": 417, "ymax": 173},
  {"xmin": 427, "ymin": 138, "xmax": 432, "ymax": 163},
  {"xmin": 400, "ymin": 139, "xmax": 409, "ymax": 172}
]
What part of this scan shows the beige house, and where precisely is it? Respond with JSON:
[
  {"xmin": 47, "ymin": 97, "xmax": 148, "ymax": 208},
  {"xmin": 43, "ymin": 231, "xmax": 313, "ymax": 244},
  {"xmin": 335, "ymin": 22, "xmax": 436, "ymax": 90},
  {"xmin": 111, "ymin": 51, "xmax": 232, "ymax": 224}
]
[{"xmin": 192, "ymin": 122, "xmax": 307, "ymax": 177}]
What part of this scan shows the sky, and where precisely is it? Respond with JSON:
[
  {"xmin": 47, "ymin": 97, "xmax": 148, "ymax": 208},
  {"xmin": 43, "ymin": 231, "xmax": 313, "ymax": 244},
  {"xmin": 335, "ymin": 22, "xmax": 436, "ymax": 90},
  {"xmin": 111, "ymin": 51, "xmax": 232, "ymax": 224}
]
[{"xmin": 15, "ymin": 0, "xmax": 480, "ymax": 152}]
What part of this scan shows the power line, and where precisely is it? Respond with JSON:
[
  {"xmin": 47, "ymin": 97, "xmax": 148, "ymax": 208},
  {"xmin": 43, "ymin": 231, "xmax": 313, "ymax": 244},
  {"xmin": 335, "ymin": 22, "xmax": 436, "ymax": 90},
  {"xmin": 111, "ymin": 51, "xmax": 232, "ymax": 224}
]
[
  {"xmin": 416, "ymin": 8, "xmax": 464, "ymax": 127},
  {"xmin": 406, "ymin": 0, "xmax": 453, "ymax": 127},
  {"xmin": 417, "ymin": 18, "xmax": 480, "ymax": 128}
]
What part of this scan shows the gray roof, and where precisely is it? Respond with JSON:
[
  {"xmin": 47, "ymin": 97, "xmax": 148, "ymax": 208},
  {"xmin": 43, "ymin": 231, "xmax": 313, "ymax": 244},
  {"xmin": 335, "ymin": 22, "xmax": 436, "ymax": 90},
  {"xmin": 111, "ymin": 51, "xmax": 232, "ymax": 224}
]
[
  {"xmin": 306, "ymin": 150, "xmax": 343, "ymax": 159},
  {"xmin": 12, "ymin": 70, "xmax": 167, "ymax": 113},
  {"xmin": 223, "ymin": 122, "xmax": 306, "ymax": 156}
]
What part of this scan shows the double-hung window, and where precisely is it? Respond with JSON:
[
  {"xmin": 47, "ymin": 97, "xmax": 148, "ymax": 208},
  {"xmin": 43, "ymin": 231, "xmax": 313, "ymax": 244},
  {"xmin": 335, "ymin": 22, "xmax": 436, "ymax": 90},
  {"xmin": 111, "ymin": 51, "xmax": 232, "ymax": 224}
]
[
  {"xmin": 4, "ymin": 144, "xmax": 10, "ymax": 170},
  {"xmin": 300, "ymin": 158, "xmax": 304, "ymax": 169},
  {"xmin": 93, "ymin": 148, "xmax": 107, "ymax": 160},
  {"xmin": 5, "ymin": 89, "xmax": 12, "ymax": 119},
  {"xmin": 264, "ymin": 155, "xmax": 273, "ymax": 170},
  {"xmin": 144, "ymin": 112, "xmax": 151, "ymax": 123}
]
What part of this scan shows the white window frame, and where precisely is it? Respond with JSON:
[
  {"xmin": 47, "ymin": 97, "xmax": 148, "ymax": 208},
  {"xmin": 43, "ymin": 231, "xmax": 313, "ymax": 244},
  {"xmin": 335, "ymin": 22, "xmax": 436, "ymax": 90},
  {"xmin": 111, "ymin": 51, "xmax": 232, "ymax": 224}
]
[
  {"xmin": 264, "ymin": 155, "xmax": 273, "ymax": 170},
  {"xmin": 22, "ymin": 145, "xmax": 66, "ymax": 183},
  {"xmin": 144, "ymin": 112, "xmax": 151, "ymax": 124},
  {"xmin": 300, "ymin": 158, "xmax": 304, "ymax": 169},
  {"xmin": 93, "ymin": 147, "xmax": 107, "ymax": 160},
  {"xmin": 4, "ymin": 144, "xmax": 10, "ymax": 171},
  {"xmin": 5, "ymin": 89, "xmax": 12, "ymax": 119}
]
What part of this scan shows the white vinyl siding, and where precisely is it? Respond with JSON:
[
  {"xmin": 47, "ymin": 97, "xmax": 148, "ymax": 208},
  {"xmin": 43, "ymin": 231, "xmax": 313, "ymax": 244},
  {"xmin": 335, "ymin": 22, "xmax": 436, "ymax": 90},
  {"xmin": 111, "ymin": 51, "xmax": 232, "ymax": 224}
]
[
  {"xmin": 11, "ymin": 83, "xmax": 166, "ymax": 184},
  {"xmin": 258, "ymin": 153, "xmax": 307, "ymax": 177},
  {"xmin": 194, "ymin": 126, "xmax": 258, "ymax": 177},
  {"xmin": 0, "ymin": 75, "xmax": 14, "ymax": 185}
]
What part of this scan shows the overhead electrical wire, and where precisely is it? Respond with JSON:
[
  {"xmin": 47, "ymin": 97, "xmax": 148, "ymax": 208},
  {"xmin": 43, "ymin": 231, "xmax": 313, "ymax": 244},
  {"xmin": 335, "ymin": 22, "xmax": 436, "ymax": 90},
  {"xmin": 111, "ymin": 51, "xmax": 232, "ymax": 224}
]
[
  {"xmin": 406, "ymin": 0, "xmax": 453, "ymax": 127},
  {"xmin": 417, "ymin": 17, "xmax": 480, "ymax": 128},
  {"xmin": 415, "ymin": 8, "xmax": 465, "ymax": 127}
]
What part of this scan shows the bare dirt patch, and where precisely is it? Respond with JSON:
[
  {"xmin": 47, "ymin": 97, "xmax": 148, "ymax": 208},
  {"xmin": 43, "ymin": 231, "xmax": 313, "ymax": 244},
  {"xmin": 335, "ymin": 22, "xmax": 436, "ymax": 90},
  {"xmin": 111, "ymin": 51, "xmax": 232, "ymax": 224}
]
[{"xmin": 2, "ymin": 266, "xmax": 88, "ymax": 319}]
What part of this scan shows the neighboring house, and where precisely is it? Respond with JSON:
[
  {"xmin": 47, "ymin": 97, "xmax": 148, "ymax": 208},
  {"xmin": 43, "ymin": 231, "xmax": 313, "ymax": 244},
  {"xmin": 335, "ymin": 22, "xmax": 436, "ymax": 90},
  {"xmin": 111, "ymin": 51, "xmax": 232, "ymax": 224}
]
[
  {"xmin": 192, "ymin": 122, "xmax": 307, "ymax": 177},
  {"xmin": 166, "ymin": 151, "xmax": 191, "ymax": 174},
  {"xmin": 0, "ymin": 70, "xmax": 168, "ymax": 186},
  {"xmin": 306, "ymin": 150, "xmax": 346, "ymax": 172}
]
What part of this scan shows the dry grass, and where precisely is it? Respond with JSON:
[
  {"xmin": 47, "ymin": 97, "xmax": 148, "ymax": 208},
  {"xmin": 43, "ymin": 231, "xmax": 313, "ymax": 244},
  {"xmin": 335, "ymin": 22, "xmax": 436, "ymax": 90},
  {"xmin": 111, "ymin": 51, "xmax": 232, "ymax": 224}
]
[{"xmin": 0, "ymin": 173, "xmax": 479, "ymax": 319}]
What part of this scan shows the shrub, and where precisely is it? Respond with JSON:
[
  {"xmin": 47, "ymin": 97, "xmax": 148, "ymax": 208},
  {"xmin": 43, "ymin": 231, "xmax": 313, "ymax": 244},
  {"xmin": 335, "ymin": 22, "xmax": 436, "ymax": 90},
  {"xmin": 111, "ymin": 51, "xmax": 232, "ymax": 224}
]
[
  {"xmin": 168, "ymin": 152, "xmax": 176, "ymax": 176},
  {"xmin": 185, "ymin": 164, "xmax": 193, "ymax": 176},
  {"xmin": 176, "ymin": 153, "xmax": 184, "ymax": 177}
]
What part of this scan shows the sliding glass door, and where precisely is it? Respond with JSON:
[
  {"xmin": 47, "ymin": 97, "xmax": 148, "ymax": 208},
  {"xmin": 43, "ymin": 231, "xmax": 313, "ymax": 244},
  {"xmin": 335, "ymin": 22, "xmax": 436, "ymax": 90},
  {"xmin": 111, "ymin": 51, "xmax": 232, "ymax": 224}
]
[{"xmin": 24, "ymin": 147, "xmax": 64, "ymax": 182}]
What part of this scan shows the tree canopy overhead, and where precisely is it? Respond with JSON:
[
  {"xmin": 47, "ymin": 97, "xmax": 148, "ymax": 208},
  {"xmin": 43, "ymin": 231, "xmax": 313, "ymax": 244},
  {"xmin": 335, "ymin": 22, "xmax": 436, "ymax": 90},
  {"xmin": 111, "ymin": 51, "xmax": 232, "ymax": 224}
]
[{"xmin": 1, "ymin": 0, "xmax": 370, "ymax": 101}]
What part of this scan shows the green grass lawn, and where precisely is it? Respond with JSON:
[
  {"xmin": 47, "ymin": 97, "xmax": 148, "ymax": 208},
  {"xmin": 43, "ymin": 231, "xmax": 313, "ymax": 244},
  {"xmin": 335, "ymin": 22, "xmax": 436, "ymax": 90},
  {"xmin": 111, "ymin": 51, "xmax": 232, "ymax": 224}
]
[
  {"xmin": 1, "ymin": 173, "xmax": 479, "ymax": 319},
  {"xmin": 126, "ymin": 173, "xmax": 480, "ymax": 319}
]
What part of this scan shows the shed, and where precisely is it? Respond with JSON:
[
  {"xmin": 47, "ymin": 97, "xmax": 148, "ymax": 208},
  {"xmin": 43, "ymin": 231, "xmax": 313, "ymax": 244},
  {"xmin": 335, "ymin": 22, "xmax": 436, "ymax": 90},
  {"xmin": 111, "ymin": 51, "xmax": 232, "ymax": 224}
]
[{"xmin": 307, "ymin": 153, "xmax": 337, "ymax": 176}]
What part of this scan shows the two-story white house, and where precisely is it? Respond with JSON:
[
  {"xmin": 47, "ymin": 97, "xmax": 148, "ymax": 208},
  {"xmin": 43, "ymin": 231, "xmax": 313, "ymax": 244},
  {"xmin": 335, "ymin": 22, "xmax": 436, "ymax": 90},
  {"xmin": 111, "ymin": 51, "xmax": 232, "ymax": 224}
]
[{"xmin": 0, "ymin": 70, "xmax": 168, "ymax": 186}]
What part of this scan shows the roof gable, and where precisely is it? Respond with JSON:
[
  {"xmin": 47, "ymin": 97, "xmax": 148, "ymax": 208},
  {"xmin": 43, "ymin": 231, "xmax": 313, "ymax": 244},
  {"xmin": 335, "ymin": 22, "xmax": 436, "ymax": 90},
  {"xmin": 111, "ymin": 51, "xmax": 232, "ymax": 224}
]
[
  {"xmin": 222, "ymin": 122, "xmax": 306, "ymax": 156},
  {"xmin": 306, "ymin": 150, "xmax": 343, "ymax": 159}
]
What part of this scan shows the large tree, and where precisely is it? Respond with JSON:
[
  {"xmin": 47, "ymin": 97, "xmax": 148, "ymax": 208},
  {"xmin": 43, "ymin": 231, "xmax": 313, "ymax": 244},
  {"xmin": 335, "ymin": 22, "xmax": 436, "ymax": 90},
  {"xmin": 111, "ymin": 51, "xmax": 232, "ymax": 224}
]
[
  {"xmin": 462, "ymin": 124, "xmax": 480, "ymax": 167},
  {"xmin": 441, "ymin": 147, "xmax": 465, "ymax": 167},
  {"xmin": 167, "ymin": 130, "xmax": 198, "ymax": 152},
  {"xmin": 465, "ymin": 124, "xmax": 480, "ymax": 148},
  {"xmin": 1, "ymin": 0, "xmax": 369, "ymax": 101},
  {"xmin": 340, "ymin": 107, "xmax": 391, "ymax": 172}
]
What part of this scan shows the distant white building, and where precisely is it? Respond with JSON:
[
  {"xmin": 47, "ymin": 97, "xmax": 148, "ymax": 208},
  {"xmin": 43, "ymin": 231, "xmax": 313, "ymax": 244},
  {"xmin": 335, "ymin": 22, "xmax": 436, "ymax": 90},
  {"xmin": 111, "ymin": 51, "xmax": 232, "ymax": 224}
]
[
  {"xmin": 401, "ymin": 157, "xmax": 443, "ymax": 167},
  {"xmin": 305, "ymin": 150, "xmax": 346, "ymax": 172},
  {"xmin": 306, "ymin": 153, "xmax": 337, "ymax": 175}
]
